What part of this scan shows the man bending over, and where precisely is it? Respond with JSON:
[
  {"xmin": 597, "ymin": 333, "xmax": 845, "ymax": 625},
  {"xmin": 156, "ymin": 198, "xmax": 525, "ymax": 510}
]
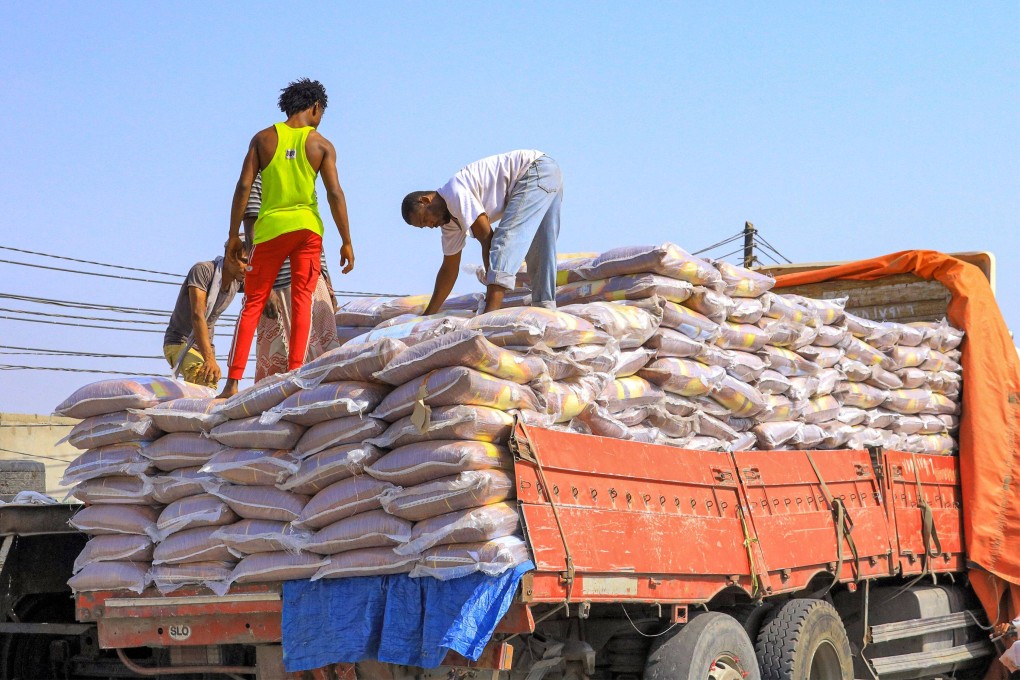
[{"xmin": 401, "ymin": 150, "xmax": 563, "ymax": 314}]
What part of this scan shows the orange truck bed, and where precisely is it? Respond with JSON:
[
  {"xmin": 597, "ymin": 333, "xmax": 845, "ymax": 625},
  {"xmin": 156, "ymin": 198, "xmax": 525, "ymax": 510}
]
[{"xmin": 77, "ymin": 421, "xmax": 965, "ymax": 667}]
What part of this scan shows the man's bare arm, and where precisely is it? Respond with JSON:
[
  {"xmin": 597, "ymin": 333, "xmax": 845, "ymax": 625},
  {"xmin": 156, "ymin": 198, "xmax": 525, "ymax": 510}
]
[
  {"xmin": 423, "ymin": 252, "xmax": 462, "ymax": 315},
  {"xmin": 470, "ymin": 214, "xmax": 493, "ymax": 275},
  {"xmin": 317, "ymin": 136, "xmax": 355, "ymax": 273},
  {"xmin": 226, "ymin": 138, "xmax": 260, "ymax": 265},
  {"xmin": 188, "ymin": 287, "xmax": 221, "ymax": 385}
]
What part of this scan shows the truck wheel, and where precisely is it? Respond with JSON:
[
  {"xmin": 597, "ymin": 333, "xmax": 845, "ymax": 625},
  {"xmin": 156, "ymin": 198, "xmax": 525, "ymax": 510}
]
[
  {"xmin": 645, "ymin": 612, "xmax": 761, "ymax": 680},
  {"xmin": 755, "ymin": 599, "xmax": 853, "ymax": 680}
]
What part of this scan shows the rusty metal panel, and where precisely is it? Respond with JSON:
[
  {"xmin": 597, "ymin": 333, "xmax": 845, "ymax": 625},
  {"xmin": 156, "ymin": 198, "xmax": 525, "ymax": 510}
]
[
  {"xmin": 513, "ymin": 424, "xmax": 761, "ymax": 603},
  {"xmin": 733, "ymin": 449, "xmax": 896, "ymax": 587},
  {"xmin": 884, "ymin": 450, "xmax": 966, "ymax": 575}
]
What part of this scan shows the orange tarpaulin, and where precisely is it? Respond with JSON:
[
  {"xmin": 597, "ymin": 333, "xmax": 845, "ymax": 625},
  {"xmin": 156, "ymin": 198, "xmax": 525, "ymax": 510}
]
[{"xmin": 774, "ymin": 250, "xmax": 1020, "ymax": 626}]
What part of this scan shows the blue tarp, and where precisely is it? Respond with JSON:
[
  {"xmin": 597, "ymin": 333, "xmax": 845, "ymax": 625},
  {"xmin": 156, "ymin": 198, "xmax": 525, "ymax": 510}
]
[{"xmin": 281, "ymin": 562, "xmax": 534, "ymax": 672}]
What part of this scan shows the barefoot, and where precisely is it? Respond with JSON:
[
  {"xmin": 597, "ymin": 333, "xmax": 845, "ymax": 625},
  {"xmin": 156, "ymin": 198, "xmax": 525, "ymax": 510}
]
[{"xmin": 216, "ymin": 379, "xmax": 239, "ymax": 400}]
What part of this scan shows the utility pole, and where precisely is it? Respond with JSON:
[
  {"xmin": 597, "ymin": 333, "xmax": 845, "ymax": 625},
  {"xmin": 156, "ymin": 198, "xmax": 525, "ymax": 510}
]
[{"xmin": 743, "ymin": 221, "xmax": 755, "ymax": 268}]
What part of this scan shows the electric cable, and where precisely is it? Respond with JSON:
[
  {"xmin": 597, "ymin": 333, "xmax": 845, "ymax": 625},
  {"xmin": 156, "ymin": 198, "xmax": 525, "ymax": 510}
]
[{"xmin": 0, "ymin": 245, "xmax": 183, "ymax": 277}]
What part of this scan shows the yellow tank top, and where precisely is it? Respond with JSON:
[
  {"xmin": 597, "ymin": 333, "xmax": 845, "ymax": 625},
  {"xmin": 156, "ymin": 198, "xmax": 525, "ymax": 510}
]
[{"xmin": 253, "ymin": 123, "xmax": 325, "ymax": 244}]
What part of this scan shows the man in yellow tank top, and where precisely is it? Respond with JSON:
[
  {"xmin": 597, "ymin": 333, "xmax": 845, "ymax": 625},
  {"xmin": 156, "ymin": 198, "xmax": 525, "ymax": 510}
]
[{"xmin": 219, "ymin": 78, "xmax": 355, "ymax": 398}]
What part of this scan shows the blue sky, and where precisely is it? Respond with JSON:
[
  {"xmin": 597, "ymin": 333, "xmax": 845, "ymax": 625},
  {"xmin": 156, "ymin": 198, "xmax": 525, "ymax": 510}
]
[{"xmin": 0, "ymin": 2, "xmax": 1017, "ymax": 414}]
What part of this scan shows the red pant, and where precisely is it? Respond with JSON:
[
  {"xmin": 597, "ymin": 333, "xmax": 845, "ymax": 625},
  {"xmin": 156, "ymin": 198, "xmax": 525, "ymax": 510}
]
[{"xmin": 227, "ymin": 230, "xmax": 322, "ymax": 380}]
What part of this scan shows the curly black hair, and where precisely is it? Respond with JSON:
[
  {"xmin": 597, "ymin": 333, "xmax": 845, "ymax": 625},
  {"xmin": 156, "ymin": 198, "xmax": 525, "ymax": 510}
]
[
  {"xmin": 278, "ymin": 78, "xmax": 328, "ymax": 117},
  {"xmin": 401, "ymin": 191, "xmax": 431, "ymax": 224}
]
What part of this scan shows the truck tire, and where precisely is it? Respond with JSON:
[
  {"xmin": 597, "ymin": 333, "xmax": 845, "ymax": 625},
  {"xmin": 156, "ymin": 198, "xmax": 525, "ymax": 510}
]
[
  {"xmin": 645, "ymin": 612, "xmax": 761, "ymax": 680},
  {"xmin": 755, "ymin": 599, "xmax": 853, "ymax": 680}
]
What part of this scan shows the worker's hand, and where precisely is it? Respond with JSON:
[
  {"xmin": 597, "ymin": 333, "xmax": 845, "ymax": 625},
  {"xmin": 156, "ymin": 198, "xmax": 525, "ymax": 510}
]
[
  {"xmin": 340, "ymin": 243, "xmax": 355, "ymax": 274},
  {"xmin": 196, "ymin": 358, "xmax": 222, "ymax": 387},
  {"xmin": 225, "ymin": 235, "xmax": 246, "ymax": 268}
]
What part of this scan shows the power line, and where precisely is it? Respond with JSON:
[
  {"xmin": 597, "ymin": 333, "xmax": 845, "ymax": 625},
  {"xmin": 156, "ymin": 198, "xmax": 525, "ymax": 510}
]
[
  {"xmin": 0, "ymin": 345, "xmax": 249, "ymax": 362},
  {"xmin": 0, "ymin": 292, "xmax": 239, "ymax": 324},
  {"xmin": 0, "ymin": 315, "xmax": 234, "ymax": 336},
  {"xmin": 0, "ymin": 258, "xmax": 180, "ymax": 285},
  {"xmin": 0, "ymin": 245, "xmax": 183, "ymax": 278},
  {"xmin": 0, "ymin": 445, "xmax": 74, "ymax": 464},
  {"xmin": 0, "ymin": 364, "xmax": 165, "ymax": 376},
  {"xmin": 0, "ymin": 306, "xmax": 166, "ymax": 326},
  {"xmin": 692, "ymin": 231, "xmax": 746, "ymax": 256}
]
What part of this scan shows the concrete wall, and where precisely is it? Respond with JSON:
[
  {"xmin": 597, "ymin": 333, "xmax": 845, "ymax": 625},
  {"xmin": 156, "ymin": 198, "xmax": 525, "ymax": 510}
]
[{"xmin": 0, "ymin": 412, "xmax": 80, "ymax": 498}]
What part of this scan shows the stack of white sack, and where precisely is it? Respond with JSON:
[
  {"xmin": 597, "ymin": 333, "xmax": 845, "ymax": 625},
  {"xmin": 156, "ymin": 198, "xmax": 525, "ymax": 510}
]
[
  {"xmin": 56, "ymin": 377, "xmax": 215, "ymax": 594},
  {"xmin": 324, "ymin": 325, "xmax": 554, "ymax": 580},
  {"xmin": 333, "ymin": 294, "xmax": 481, "ymax": 346}
]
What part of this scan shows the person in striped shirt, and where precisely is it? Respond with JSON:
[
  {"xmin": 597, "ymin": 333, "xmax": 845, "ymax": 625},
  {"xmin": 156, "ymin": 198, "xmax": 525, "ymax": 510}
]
[{"xmin": 243, "ymin": 173, "xmax": 340, "ymax": 381}]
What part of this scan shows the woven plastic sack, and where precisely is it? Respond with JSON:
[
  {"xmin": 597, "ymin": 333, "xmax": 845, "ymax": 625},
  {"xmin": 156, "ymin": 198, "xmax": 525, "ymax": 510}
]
[
  {"xmin": 214, "ymin": 373, "xmax": 299, "ymax": 420},
  {"xmin": 465, "ymin": 308, "xmax": 610, "ymax": 348},
  {"xmin": 882, "ymin": 388, "xmax": 934, "ymax": 415},
  {"xmin": 379, "ymin": 469, "xmax": 515, "ymax": 522},
  {"xmin": 263, "ymin": 382, "xmax": 390, "ymax": 426},
  {"xmin": 365, "ymin": 441, "xmax": 512, "ymax": 487},
  {"xmin": 55, "ymin": 377, "xmax": 214, "ymax": 419},
  {"xmin": 814, "ymin": 325, "xmax": 848, "ymax": 348},
  {"xmin": 753, "ymin": 421, "xmax": 802, "ymax": 449},
  {"xmin": 279, "ymin": 443, "xmax": 384, "ymax": 495},
  {"xmin": 645, "ymin": 328, "xmax": 704, "ymax": 358},
  {"xmin": 556, "ymin": 274, "xmax": 695, "ymax": 306},
  {"xmin": 297, "ymin": 338, "xmax": 406, "ymax": 385},
  {"xmin": 838, "ymin": 358, "xmax": 872, "ymax": 382},
  {"xmin": 71, "ymin": 475, "xmax": 154, "ymax": 505},
  {"xmin": 865, "ymin": 365, "xmax": 904, "ymax": 390},
  {"xmin": 65, "ymin": 411, "xmax": 161, "ymax": 450},
  {"xmin": 201, "ymin": 448, "xmax": 299, "ymax": 486},
  {"xmin": 153, "ymin": 493, "xmax": 238, "ymax": 540},
  {"xmin": 335, "ymin": 295, "xmax": 430, "ymax": 326},
  {"xmin": 678, "ymin": 436, "xmax": 730, "ymax": 451},
  {"xmin": 535, "ymin": 343, "xmax": 620, "ymax": 381},
  {"xmin": 349, "ymin": 316, "xmax": 465, "ymax": 347},
  {"xmin": 576, "ymin": 243, "xmax": 719, "ymax": 286},
  {"xmin": 146, "ymin": 398, "xmax": 227, "ymax": 433},
  {"xmin": 373, "ymin": 366, "xmax": 541, "ymax": 423},
  {"xmin": 152, "ymin": 467, "xmax": 206, "ymax": 505},
  {"xmin": 835, "ymin": 382, "xmax": 889, "ymax": 409},
  {"xmin": 636, "ymin": 299, "xmax": 719, "ymax": 341},
  {"xmin": 412, "ymin": 535, "xmax": 529, "ymax": 581},
  {"xmin": 153, "ymin": 526, "xmax": 235, "ymax": 565},
  {"xmin": 558, "ymin": 302, "xmax": 660, "ymax": 349},
  {"xmin": 791, "ymin": 424, "xmax": 826, "ymax": 449},
  {"xmin": 645, "ymin": 409, "xmax": 696, "ymax": 438},
  {"xmin": 397, "ymin": 502, "xmax": 520, "ymax": 556},
  {"xmin": 905, "ymin": 434, "xmax": 956, "ymax": 455},
  {"xmin": 758, "ymin": 320, "xmax": 802, "ymax": 348},
  {"xmin": 542, "ymin": 374, "xmax": 610, "ymax": 423},
  {"xmin": 615, "ymin": 348, "xmax": 656, "ymax": 377},
  {"xmin": 142, "ymin": 433, "xmax": 224, "ymax": 472},
  {"xmin": 724, "ymin": 351, "xmax": 768, "ymax": 383},
  {"xmin": 312, "ymin": 548, "xmax": 418, "ymax": 580},
  {"xmin": 786, "ymin": 295, "xmax": 846, "ymax": 326},
  {"xmin": 597, "ymin": 376, "xmax": 664, "ymax": 411},
  {"xmin": 713, "ymin": 260, "xmax": 775, "ymax": 298},
  {"xmin": 70, "ymin": 504, "xmax": 160, "ymax": 536},
  {"xmin": 797, "ymin": 346, "xmax": 844, "ymax": 370},
  {"xmin": 73, "ymin": 535, "xmax": 154, "ymax": 573},
  {"xmin": 68, "ymin": 561, "xmax": 150, "ymax": 593},
  {"xmin": 206, "ymin": 483, "xmax": 310, "ymax": 522},
  {"xmin": 369, "ymin": 405, "xmax": 515, "ymax": 449},
  {"xmin": 335, "ymin": 325, "xmax": 368, "ymax": 344},
  {"xmin": 836, "ymin": 407, "xmax": 868, "ymax": 426},
  {"xmin": 757, "ymin": 394, "xmax": 798, "ymax": 423},
  {"xmin": 227, "ymin": 552, "xmax": 328, "ymax": 588},
  {"xmin": 759, "ymin": 346, "xmax": 819, "ymax": 377},
  {"xmin": 375, "ymin": 330, "xmax": 546, "ymax": 386},
  {"xmin": 714, "ymin": 322, "xmax": 771, "ymax": 352},
  {"xmin": 295, "ymin": 476, "xmax": 397, "ymax": 530},
  {"xmin": 729, "ymin": 297, "xmax": 766, "ymax": 324},
  {"xmin": 61, "ymin": 443, "xmax": 152, "ymax": 487},
  {"xmin": 208, "ymin": 417, "xmax": 304, "ymax": 451},
  {"xmin": 801, "ymin": 394, "xmax": 841, "ymax": 424},
  {"xmin": 707, "ymin": 376, "xmax": 766, "ymax": 418},
  {"xmin": 304, "ymin": 509, "xmax": 413, "ymax": 555},
  {"xmin": 150, "ymin": 562, "xmax": 233, "ymax": 595},
  {"xmin": 638, "ymin": 358, "xmax": 726, "ymax": 397},
  {"xmin": 761, "ymin": 293, "xmax": 817, "ymax": 326},
  {"xmin": 893, "ymin": 367, "xmax": 926, "ymax": 389},
  {"xmin": 211, "ymin": 520, "xmax": 311, "ymax": 556},
  {"xmin": 683, "ymin": 287, "xmax": 734, "ymax": 324},
  {"xmin": 756, "ymin": 370, "xmax": 793, "ymax": 395},
  {"xmin": 840, "ymin": 336, "xmax": 894, "ymax": 369},
  {"xmin": 374, "ymin": 310, "xmax": 473, "ymax": 330},
  {"xmin": 292, "ymin": 417, "xmax": 387, "ymax": 459},
  {"xmin": 572, "ymin": 404, "xmax": 635, "ymax": 440},
  {"xmin": 920, "ymin": 349, "xmax": 962, "ymax": 373}
]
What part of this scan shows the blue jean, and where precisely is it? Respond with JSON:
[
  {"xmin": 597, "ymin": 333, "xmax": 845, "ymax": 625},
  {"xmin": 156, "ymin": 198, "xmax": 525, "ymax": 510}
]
[{"xmin": 486, "ymin": 155, "xmax": 563, "ymax": 307}]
